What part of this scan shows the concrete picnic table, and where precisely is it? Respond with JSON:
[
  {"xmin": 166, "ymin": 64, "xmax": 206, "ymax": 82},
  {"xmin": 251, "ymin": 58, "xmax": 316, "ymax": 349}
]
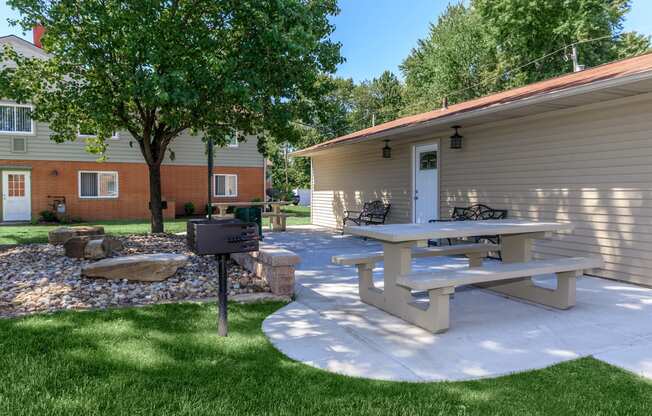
[
  {"xmin": 341, "ymin": 219, "xmax": 586, "ymax": 332},
  {"xmin": 212, "ymin": 201, "xmax": 290, "ymax": 231}
]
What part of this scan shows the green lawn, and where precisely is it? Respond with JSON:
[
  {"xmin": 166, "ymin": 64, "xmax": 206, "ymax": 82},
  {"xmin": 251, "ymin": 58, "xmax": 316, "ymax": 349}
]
[
  {"xmin": 0, "ymin": 206, "xmax": 311, "ymax": 245},
  {"xmin": 0, "ymin": 302, "xmax": 650, "ymax": 416}
]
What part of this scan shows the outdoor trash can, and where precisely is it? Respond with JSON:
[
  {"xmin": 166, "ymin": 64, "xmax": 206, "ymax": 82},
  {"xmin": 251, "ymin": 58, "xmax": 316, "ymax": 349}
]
[{"xmin": 235, "ymin": 207, "xmax": 263, "ymax": 239}]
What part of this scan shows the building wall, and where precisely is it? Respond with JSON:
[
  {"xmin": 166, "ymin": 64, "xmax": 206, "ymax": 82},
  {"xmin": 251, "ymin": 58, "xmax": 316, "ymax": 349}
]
[
  {"xmin": 311, "ymin": 93, "xmax": 652, "ymax": 286},
  {"xmin": 0, "ymin": 159, "xmax": 264, "ymax": 221},
  {"xmin": 0, "ymin": 117, "xmax": 264, "ymax": 168}
]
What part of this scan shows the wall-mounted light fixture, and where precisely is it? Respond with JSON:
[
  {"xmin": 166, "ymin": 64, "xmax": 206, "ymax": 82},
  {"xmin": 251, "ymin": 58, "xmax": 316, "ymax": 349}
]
[
  {"xmin": 382, "ymin": 140, "xmax": 392, "ymax": 159},
  {"xmin": 50, "ymin": 169, "xmax": 59, "ymax": 177},
  {"xmin": 450, "ymin": 125, "xmax": 463, "ymax": 149}
]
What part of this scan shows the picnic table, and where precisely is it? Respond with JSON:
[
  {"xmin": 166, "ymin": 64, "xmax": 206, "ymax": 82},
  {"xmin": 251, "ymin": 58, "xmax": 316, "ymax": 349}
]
[
  {"xmin": 334, "ymin": 220, "xmax": 602, "ymax": 333},
  {"xmin": 212, "ymin": 201, "xmax": 290, "ymax": 231}
]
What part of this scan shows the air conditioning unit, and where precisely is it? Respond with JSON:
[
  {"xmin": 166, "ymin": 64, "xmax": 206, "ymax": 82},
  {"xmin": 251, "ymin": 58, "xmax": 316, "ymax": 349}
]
[{"xmin": 12, "ymin": 137, "xmax": 27, "ymax": 153}]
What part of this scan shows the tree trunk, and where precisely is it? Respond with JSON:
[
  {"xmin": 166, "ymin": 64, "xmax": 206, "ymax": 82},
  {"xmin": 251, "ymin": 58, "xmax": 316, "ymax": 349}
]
[{"xmin": 148, "ymin": 163, "xmax": 165, "ymax": 233}]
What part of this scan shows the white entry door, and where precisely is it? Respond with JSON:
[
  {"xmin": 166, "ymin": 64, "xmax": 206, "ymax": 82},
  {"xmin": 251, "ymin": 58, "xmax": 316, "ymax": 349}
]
[
  {"xmin": 2, "ymin": 170, "xmax": 31, "ymax": 221},
  {"xmin": 413, "ymin": 143, "xmax": 438, "ymax": 223}
]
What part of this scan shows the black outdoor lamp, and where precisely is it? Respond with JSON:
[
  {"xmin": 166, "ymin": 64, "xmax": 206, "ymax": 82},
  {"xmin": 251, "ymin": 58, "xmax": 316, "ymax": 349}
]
[
  {"xmin": 382, "ymin": 140, "xmax": 392, "ymax": 158},
  {"xmin": 450, "ymin": 125, "xmax": 463, "ymax": 149}
]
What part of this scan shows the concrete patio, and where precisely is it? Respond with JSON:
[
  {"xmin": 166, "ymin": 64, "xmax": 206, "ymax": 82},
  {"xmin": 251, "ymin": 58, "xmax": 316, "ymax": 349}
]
[{"xmin": 262, "ymin": 226, "xmax": 652, "ymax": 382}]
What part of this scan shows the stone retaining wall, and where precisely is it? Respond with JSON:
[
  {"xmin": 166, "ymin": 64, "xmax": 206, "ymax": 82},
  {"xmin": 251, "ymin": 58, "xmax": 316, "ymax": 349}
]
[{"xmin": 231, "ymin": 245, "xmax": 300, "ymax": 296}]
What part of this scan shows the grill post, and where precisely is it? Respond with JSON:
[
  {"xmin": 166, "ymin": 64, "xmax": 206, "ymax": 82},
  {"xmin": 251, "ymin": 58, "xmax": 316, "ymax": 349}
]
[
  {"xmin": 207, "ymin": 138, "xmax": 214, "ymax": 221},
  {"xmin": 216, "ymin": 253, "xmax": 229, "ymax": 336}
]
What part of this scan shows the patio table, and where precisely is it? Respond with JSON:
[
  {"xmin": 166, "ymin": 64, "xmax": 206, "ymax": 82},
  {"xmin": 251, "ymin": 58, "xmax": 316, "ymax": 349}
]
[
  {"xmin": 344, "ymin": 220, "xmax": 575, "ymax": 326},
  {"xmin": 212, "ymin": 201, "xmax": 290, "ymax": 231}
]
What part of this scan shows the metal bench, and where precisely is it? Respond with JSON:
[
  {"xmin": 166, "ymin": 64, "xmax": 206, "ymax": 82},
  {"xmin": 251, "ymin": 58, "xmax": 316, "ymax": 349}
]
[
  {"xmin": 430, "ymin": 204, "xmax": 508, "ymax": 257},
  {"xmin": 395, "ymin": 256, "xmax": 603, "ymax": 333},
  {"xmin": 342, "ymin": 200, "xmax": 391, "ymax": 231}
]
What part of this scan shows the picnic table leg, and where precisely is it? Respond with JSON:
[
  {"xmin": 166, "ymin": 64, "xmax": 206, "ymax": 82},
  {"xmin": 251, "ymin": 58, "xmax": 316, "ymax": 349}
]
[
  {"xmin": 382, "ymin": 242, "xmax": 415, "ymax": 315},
  {"xmin": 480, "ymin": 233, "xmax": 577, "ymax": 309}
]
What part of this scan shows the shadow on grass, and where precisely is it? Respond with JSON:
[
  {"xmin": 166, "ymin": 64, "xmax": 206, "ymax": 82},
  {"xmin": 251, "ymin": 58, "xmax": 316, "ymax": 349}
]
[{"xmin": 0, "ymin": 302, "xmax": 650, "ymax": 416}]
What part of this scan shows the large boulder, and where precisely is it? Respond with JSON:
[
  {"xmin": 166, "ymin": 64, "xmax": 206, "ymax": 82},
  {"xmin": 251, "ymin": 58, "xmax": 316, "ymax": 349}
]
[
  {"xmin": 63, "ymin": 236, "xmax": 123, "ymax": 259},
  {"xmin": 48, "ymin": 226, "xmax": 105, "ymax": 245},
  {"xmin": 81, "ymin": 253, "xmax": 188, "ymax": 282}
]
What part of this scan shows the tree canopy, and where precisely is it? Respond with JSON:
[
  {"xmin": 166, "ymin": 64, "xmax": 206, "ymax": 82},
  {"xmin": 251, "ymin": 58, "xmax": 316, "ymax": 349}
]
[
  {"xmin": 1, "ymin": 0, "xmax": 342, "ymax": 231},
  {"xmin": 401, "ymin": 0, "xmax": 651, "ymax": 113}
]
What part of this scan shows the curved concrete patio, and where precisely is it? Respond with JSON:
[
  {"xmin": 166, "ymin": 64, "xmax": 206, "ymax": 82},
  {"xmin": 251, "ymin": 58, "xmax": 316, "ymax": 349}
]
[{"xmin": 262, "ymin": 226, "xmax": 652, "ymax": 382}]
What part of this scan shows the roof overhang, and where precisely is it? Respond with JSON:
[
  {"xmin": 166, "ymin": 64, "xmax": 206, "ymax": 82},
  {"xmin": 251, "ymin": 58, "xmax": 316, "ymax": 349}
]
[{"xmin": 293, "ymin": 60, "xmax": 652, "ymax": 157}]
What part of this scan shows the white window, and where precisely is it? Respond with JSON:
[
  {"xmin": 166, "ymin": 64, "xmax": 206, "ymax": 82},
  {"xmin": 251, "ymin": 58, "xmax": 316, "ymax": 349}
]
[
  {"xmin": 0, "ymin": 103, "xmax": 33, "ymax": 134},
  {"xmin": 78, "ymin": 171, "xmax": 119, "ymax": 199},
  {"xmin": 214, "ymin": 174, "xmax": 237, "ymax": 197}
]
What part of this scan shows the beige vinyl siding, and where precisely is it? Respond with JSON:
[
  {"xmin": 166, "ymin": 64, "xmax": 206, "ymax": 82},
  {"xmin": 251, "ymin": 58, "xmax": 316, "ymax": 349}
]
[
  {"xmin": 311, "ymin": 93, "xmax": 652, "ymax": 286},
  {"xmin": 0, "ymin": 117, "xmax": 263, "ymax": 167}
]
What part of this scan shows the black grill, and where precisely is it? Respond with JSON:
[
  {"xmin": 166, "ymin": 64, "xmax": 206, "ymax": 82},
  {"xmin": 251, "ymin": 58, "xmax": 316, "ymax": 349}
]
[{"xmin": 187, "ymin": 219, "xmax": 259, "ymax": 255}]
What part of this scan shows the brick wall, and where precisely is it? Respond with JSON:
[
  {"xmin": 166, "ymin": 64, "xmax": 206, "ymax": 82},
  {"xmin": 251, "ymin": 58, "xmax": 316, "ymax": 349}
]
[{"xmin": 0, "ymin": 160, "xmax": 264, "ymax": 221}]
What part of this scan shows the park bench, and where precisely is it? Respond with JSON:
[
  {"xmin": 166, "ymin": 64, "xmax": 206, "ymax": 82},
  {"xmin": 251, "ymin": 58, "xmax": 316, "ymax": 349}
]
[
  {"xmin": 430, "ymin": 203, "xmax": 508, "ymax": 258},
  {"xmin": 342, "ymin": 200, "xmax": 391, "ymax": 231},
  {"xmin": 395, "ymin": 256, "xmax": 603, "ymax": 333}
]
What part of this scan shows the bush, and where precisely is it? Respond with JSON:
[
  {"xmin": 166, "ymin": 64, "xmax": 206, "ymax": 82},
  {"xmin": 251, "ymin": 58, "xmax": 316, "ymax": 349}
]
[
  {"xmin": 184, "ymin": 202, "xmax": 196, "ymax": 216},
  {"xmin": 39, "ymin": 210, "xmax": 59, "ymax": 223},
  {"xmin": 205, "ymin": 204, "xmax": 215, "ymax": 215},
  {"xmin": 251, "ymin": 197, "xmax": 262, "ymax": 203}
]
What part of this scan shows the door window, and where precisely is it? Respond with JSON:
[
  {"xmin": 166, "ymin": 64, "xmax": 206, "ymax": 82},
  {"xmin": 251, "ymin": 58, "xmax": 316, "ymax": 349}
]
[
  {"xmin": 420, "ymin": 151, "xmax": 437, "ymax": 170},
  {"xmin": 7, "ymin": 174, "xmax": 25, "ymax": 197}
]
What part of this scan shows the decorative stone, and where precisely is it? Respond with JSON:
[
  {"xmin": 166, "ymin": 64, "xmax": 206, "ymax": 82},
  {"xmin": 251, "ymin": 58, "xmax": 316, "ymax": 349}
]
[
  {"xmin": 0, "ymin": 234, "xmax": 272, "ymax": 318},
  {"xmin": 48, "ymin": 226, "xmax": 105, "ymax": 245},
  {"xmin": 82, "ymin": 253, "xmax": 189, "ymax": 282},
  {"xmin": 63, "ymin": 236, "xmax": 92, "ymax": 259},
  {"xmin": 63, "ymin": 236, "xmax": 122, "ymax": 259}
]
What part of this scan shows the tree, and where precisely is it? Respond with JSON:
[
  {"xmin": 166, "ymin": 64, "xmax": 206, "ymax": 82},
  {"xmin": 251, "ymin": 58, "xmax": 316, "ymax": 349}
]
[
  {"xmin": 352, "ymin": 70, "xmax": 404, "ymax": 129},
  {"xmin": 401, "ymin": 1, "xmax": 650, "ymax": 114},
  {"xmin": 401, "ymin": 3, "xmax": 495, "ymax": 114},
  {"xmin": 1, "ymin": 0, "xmax": 342, "ymax": 232},
  {"xmin": 473, "ymin": 0, "xmax": 649, "ymax": 87}
]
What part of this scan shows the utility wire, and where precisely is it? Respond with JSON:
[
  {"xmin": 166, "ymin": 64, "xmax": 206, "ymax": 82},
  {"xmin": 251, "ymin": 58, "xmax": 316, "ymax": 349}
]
[
  {"xmin": 440, "ymin": 35, "xmax": 617, "ymax": 103},
  {"xmin": 297, "ymin": 34, "xmax": 633, "ymax": 136}
]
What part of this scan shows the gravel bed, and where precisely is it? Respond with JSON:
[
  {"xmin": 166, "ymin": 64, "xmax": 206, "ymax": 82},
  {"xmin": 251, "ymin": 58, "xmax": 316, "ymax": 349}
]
[{"xmin": 0, "ymin": 234, "xmax": 269, "ymax": 318}]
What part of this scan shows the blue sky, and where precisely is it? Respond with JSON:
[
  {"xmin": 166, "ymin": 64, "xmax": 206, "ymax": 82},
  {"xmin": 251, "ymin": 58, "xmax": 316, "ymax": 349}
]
[{"xmin": 2, "ymin": 0, "xmax": 651, "ymax": 82}]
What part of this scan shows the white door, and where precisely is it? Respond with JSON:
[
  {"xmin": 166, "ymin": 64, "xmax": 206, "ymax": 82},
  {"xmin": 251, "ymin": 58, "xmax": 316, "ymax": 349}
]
[
  {"xmin": 413, "ymin": 143, "xmax": 438, "ymax": 223},
  {"xmin": 2, "ymin": 171, "xmax": 31, "ymax": 221}
]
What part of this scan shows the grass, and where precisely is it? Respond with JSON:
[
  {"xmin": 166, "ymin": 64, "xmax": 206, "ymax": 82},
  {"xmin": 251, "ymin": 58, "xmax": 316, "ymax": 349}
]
[
  {"xmin": 0, "ymin": 302, "xmax": 650, "ymax": 416},
  {"xmin": 0, "ymin": 206, "xmax": 311, "ymax": 245}
]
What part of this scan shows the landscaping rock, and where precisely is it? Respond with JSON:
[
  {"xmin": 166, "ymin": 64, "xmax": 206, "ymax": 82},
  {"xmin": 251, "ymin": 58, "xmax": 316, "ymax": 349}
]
[
  {"xmin": 63, "ymin": 236, "xmax": 91, "ymax": 258},
  {"xmin": 84, "ymin": 238, "xmax": 123, "ymax": 260},
  {"xmin": 48, "ymin": 226, "xmax": 105, "ymax": 245},
  {"xmin": 0, "ymin": 234, "xmax": 271, "ymax": 318},
  {"xmin": 82, "ymin": 253, "xmax": 189, "ymax": 282},
  {"xmin": 63, "ymin": 236, "xmax": 123, "ymax": 259}
]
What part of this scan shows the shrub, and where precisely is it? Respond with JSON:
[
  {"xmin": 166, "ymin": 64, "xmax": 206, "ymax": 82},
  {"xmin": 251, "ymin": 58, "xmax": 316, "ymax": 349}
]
[
  {"xmin": 39, "ymin": 210, "xmax": 59, "ymax": 223},
  {"xmin": 184, "ymin": 202, "xmax": 196, "ymax": 216}
]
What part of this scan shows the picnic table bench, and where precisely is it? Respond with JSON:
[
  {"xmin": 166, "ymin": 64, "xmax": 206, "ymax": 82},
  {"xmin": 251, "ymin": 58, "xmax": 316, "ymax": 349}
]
[{"xmin": 337, "ymin": 220, "xmax": 603, "ymax": 333}]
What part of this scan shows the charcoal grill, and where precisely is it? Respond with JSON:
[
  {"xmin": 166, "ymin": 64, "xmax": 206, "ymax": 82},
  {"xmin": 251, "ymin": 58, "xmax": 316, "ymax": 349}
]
[
  {"xmin": 186, "ymin": 219, "xmax": 259, "ymax": 337},
  {"xmin": 185, "ymin": 137, "xmax": 260, "ymax": 337}
]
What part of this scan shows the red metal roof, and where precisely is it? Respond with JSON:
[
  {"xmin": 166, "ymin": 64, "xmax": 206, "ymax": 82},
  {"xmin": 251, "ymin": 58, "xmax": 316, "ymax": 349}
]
[{"xmin": 296, "ymin": 52, "xmax": 652, "ymax": 155}]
